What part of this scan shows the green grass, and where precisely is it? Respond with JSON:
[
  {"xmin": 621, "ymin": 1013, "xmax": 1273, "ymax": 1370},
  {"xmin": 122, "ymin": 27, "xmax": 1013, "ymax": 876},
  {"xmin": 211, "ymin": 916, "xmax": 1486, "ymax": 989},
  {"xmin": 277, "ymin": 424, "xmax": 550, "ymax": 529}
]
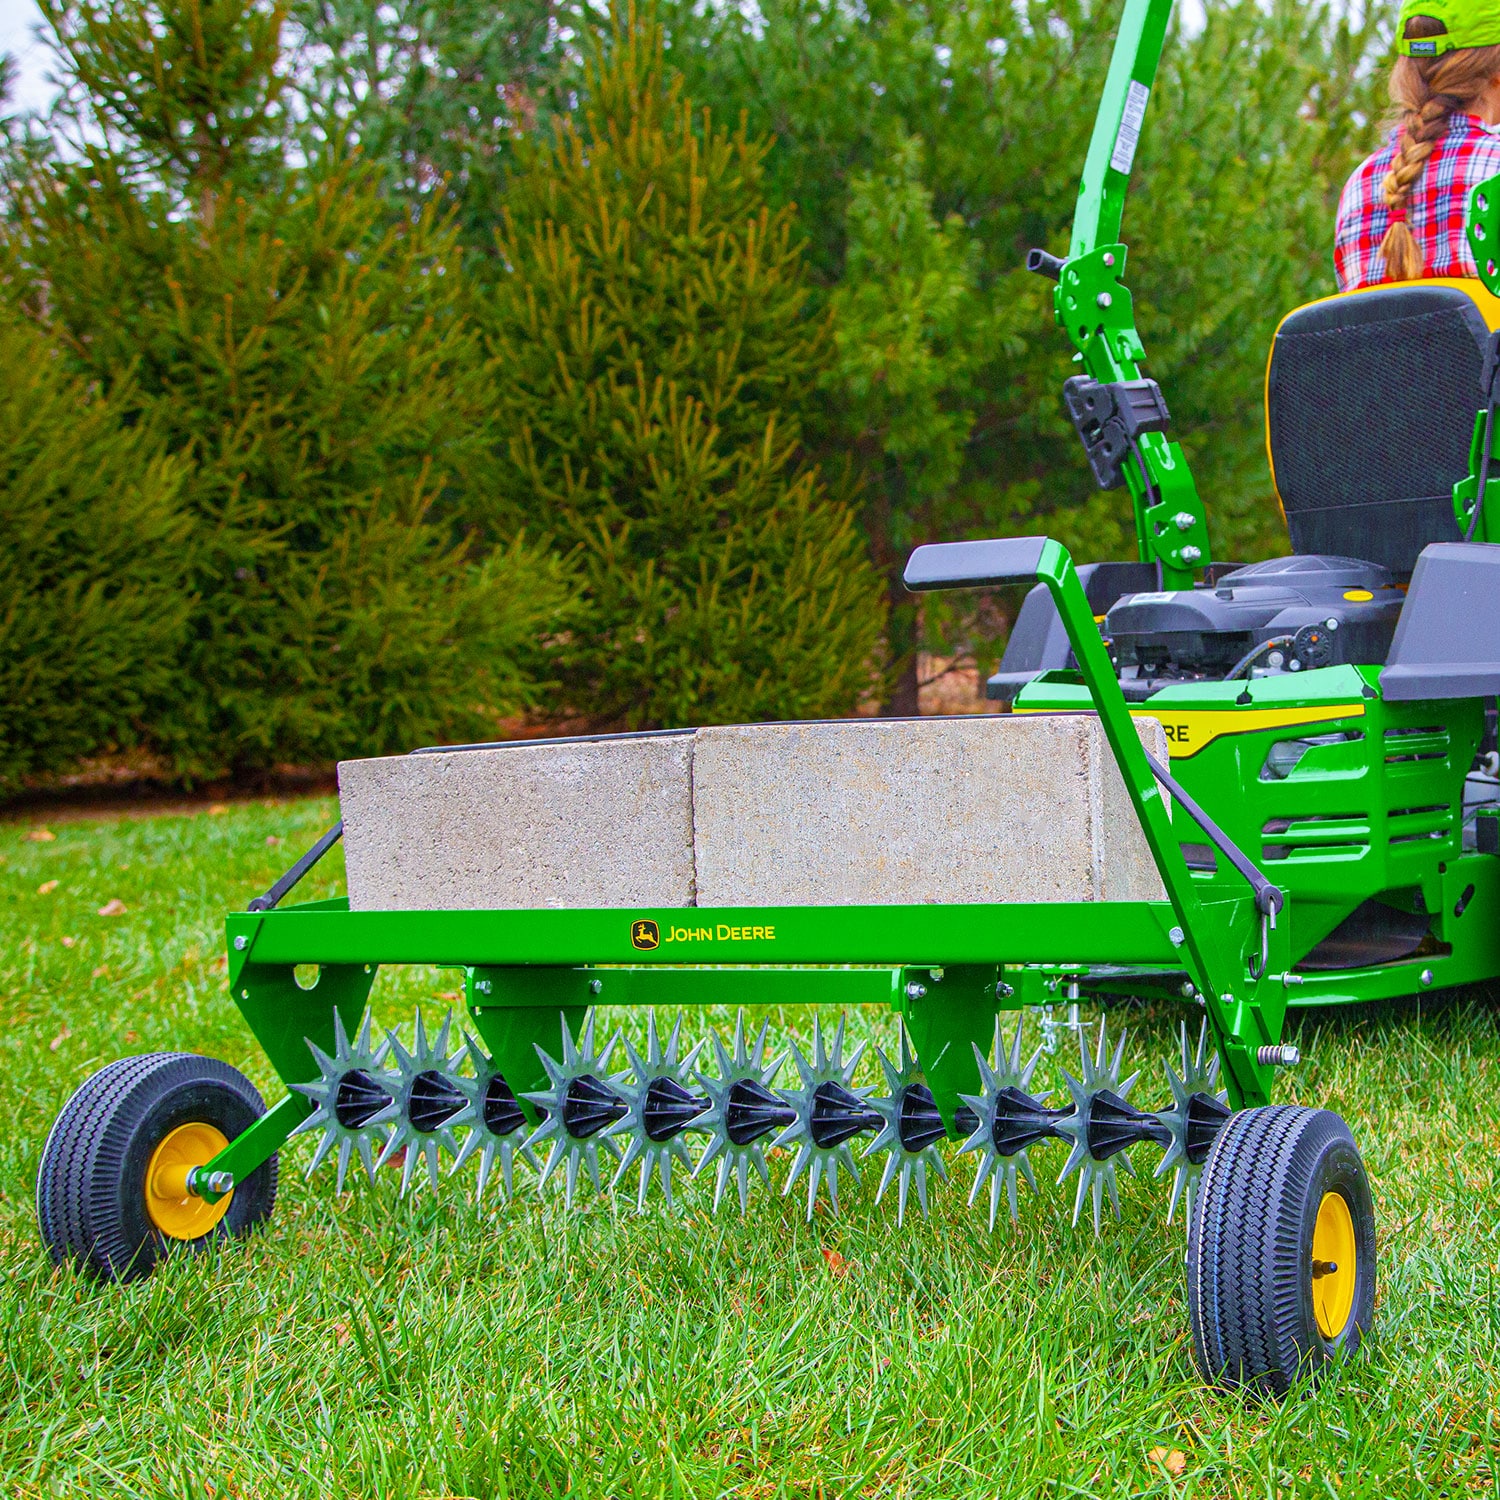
[{"xmin": 3, "ymin": 798, "xmax": 1500, "ymax": 1498}]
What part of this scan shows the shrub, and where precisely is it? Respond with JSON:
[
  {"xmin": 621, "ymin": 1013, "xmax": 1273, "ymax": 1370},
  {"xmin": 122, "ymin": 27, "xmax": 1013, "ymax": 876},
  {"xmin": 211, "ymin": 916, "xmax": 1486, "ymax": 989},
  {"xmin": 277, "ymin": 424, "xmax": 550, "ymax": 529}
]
[{"xmin": 0, "ymin": 308, "xmax": 191, "ymax": 789}]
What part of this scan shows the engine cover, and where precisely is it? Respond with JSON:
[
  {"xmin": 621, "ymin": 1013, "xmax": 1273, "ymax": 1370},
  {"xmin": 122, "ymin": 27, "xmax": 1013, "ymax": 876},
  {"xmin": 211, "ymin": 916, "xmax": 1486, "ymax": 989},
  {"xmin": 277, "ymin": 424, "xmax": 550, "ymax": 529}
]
[{"xmin": 1104, "ymin": 555, "xmax": 1405, "ymax": 700}]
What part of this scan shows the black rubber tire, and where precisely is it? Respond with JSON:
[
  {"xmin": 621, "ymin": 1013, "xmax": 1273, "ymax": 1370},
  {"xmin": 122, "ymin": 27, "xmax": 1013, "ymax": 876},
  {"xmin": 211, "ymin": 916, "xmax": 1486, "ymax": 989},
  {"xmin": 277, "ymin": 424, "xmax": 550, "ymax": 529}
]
[
  {"xmin": 36, "ymin": 1053, "xmax": 278, "ymax": 1282},
  {"xmin": 1188, "ymin": 1104, "xmax": 1375, "ymax": 1395}
]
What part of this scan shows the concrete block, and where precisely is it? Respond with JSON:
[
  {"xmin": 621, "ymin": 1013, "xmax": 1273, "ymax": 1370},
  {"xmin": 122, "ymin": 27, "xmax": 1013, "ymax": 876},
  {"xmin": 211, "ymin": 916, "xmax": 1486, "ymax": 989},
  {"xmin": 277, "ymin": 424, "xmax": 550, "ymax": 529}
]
[
  {"xmin": 338, "ymin": 733, "xmax": 696, "ymax": 911},
  {"xmin": 690, "ymin": 715, "xmax": 1167, "ymax": 907}
]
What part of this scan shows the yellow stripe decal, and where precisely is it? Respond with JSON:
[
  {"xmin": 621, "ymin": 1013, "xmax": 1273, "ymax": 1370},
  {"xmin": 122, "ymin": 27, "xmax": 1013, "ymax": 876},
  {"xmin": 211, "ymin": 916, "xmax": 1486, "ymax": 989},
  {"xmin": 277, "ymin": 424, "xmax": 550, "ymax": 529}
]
[
  {"xmin": 1017, "ymin": 702, "xmax": 1367, "ymax": 758},
  {"xmin": 1134, "ymin": 703, "xmax": 1366, "ymax": 758}
]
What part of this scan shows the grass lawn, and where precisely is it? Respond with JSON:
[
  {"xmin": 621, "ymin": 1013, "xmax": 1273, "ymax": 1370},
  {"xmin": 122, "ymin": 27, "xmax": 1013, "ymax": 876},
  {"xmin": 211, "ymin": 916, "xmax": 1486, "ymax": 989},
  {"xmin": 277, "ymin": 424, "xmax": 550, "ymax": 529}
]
[{"xmin": 3, "ymin": 796, "xmax": 1499, "ymax": 1498}]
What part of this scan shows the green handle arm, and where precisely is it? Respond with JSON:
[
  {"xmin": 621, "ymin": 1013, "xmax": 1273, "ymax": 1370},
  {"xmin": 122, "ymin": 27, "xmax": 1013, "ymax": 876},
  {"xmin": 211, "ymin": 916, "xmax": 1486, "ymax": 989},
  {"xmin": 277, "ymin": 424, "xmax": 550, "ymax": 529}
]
[{"xmin": 905, "ymin": 536, "xmax": 1285, "ymax": 1106}]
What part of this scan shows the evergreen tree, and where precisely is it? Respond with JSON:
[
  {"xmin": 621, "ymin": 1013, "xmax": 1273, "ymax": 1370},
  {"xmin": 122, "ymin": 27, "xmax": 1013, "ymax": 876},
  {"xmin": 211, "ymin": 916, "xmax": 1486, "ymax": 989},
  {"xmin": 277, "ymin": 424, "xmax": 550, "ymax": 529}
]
[
  {"xmin": 0, "ymin": 306, "xmax": 191, "ymax": 789},
  {"xmin": 476, "ymin": 13, "xmax": 886, "ymax": 727},
  {"xmin": 9, "ymin": 0, "xmax": 568, "ymax": 774},
  {"xmin": 658, "ymin": 0, "xmax": 1387, "ymax": 705},
  {"xmin": 287, "ymin": 0, "xmax": 571, "ymax": 248}
]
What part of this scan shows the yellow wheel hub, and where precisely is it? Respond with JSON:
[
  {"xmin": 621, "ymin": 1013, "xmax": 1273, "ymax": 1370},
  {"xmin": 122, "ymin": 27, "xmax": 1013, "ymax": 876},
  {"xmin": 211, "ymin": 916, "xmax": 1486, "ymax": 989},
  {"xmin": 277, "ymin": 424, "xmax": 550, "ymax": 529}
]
[
  {"xmin": 145, "ymin": 1122, "xmax": 233, "ymax": 1240},
  {"xmin": 1311, "ymin": 1190, "xmax": 1358, "ymax": 1339}
]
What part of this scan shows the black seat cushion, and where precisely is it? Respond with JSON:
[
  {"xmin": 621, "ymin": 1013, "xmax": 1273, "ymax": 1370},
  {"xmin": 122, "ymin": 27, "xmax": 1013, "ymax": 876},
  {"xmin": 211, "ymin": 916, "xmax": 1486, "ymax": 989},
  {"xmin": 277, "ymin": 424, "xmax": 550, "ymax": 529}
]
[{"xmin": 1267, "ymin": 285, "xmax": 1480, "ymax": 578}]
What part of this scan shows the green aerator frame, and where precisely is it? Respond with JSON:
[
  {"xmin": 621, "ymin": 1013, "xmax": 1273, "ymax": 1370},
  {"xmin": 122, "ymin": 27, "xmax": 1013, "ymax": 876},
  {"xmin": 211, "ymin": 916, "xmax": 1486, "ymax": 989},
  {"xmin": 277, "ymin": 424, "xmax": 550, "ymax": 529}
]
[{"xmin": 198, "ymin": 534, "xmax": 1293, "ymax": 1204}]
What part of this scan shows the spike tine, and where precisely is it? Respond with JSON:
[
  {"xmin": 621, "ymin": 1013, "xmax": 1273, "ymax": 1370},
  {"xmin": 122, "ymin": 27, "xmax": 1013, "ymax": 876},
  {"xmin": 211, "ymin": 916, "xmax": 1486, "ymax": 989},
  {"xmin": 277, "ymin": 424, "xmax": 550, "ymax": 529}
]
[{"xmin": 306, "ymin": 1129, "xmax": 336, "ymax": 1179}]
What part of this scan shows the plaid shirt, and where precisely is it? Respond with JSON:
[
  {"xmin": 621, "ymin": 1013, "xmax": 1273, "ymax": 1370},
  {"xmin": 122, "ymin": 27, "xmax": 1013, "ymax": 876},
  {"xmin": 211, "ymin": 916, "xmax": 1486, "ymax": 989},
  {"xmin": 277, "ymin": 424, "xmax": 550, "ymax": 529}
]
[{"xmin": 1334, "ymin": 113, "xmax": 1500, "ymax": 290}]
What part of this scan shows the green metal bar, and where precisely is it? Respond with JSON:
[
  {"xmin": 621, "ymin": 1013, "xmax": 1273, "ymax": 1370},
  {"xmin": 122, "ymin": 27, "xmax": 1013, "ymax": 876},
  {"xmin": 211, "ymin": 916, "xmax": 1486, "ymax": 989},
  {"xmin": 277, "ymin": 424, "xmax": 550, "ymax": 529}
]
[
  {"xmin": 470, "ymin": 964, "xmax": 907, "ymax": 1011},
  {"xmin": 1069, "ymin": 0, "xmax": 1174, "ymax": 260},
  {"xmin": 1023, "ymin": 540, "xmax": 1282, "ymax": 1105},
  {"xmin": 1054, "ymin": 0, "xmax": 1210, "ymax": 586},
  {"xmin": 226, "ymin": 900, "xmax": 1185, "ymax": 970},
  {"xmin": 197, "ymin": 1092, "xmax": 311, "ymax": 1200}
]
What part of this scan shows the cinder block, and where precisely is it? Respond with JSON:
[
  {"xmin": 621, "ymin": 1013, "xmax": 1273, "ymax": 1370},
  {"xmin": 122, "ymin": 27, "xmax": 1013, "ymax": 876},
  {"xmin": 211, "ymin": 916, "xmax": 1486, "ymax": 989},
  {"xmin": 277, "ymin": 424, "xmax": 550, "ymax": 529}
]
[
  {"xmin": 338, "ymin": 716, "xmax": 1168, "ymax": 913},
  {"xmin": 690, "ymin": 716, "xmax": 1167, "ymax": 907},
  {"xmin": 338, "ymin": 733, "xmax": 696, "ymax": 911}
]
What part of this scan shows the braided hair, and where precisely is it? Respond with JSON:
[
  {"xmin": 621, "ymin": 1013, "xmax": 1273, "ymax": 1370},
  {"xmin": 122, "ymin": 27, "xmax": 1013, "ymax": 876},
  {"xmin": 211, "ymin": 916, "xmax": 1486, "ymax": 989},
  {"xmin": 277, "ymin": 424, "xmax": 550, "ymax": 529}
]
[{"xmin": 1382, "ymin": 16, "xmax": 1500, "ymax": 279}]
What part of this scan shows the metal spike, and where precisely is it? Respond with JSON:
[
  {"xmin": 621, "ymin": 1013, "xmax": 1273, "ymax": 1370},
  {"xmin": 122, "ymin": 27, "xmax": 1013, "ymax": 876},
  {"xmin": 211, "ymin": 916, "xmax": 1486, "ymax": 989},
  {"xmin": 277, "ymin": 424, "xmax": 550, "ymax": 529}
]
[
  {"xmin": 606, "ymin": 1010, "xmax": 709, "ymax": 1213},
  {"xmin": 1054, "ymin": 1016, "xmax": 1151, "ymax": 1234},
  {"xmin": 692, "ymin": 1011, "xmax": 788, "ymax": 1215},
  {"xmin": 958, "ymin": 1017, "xmax": 1058, "ymax": 1229},
  {"xmin": 521, "ymin": 1011, "xmax": 626, "ymax": 1206},
  {"xmin": 772, "ymin": 1015, "xmax": 878, "ymax": 1220},
  {"xmin": 1152, "ymin": 1018, "xmax": 1231, "ymax": 1232},
  {"xmin": 370, "ymin": 1008, "xmax": 468, "ymax": 1196},
  {"xmin": 290, "ymin": 1005, "xmax": 397, "ymax": 1188},
  {"xmin": 448, "ymin": 1033, "xmax": 535, "ymax": 1204},
  {"xmin": 862, "ymin": 1024, "xmax": 948, "ymax": 1227}
]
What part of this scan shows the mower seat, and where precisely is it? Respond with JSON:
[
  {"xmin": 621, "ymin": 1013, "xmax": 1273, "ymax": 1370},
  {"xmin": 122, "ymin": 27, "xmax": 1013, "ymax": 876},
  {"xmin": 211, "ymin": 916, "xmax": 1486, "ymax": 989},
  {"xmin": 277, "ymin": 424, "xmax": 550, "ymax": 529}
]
[{"xmin": 1266, "ymin": 279, "xmax": 1500, "ymax": 579}]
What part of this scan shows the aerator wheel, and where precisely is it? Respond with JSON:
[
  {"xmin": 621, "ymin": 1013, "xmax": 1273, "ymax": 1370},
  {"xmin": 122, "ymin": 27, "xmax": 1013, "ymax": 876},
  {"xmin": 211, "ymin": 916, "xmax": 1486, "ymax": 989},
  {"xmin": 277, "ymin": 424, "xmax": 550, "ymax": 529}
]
[
  {"xmin": 36, "ymin": 1052, "xmax": 277, "ymax": 1282},
  {"xmin": 1188, "ymin": 1104, "xmax": 1374, "ymax": 1394}
]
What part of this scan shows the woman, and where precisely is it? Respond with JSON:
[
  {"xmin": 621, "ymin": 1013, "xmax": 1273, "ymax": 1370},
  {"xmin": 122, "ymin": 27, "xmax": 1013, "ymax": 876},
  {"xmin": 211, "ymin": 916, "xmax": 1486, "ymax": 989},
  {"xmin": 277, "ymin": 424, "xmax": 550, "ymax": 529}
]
[{"xmin": 1334, "ymin": 1, "xmax": 1500, "ymax": 290}]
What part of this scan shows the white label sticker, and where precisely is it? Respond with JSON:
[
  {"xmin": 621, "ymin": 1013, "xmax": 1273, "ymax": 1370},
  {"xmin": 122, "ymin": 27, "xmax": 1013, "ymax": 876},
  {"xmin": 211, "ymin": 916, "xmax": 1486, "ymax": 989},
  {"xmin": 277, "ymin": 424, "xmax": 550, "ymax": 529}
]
[
  {"xmin": 1122, "ymin": 590, "xmax": 1177, "ymax": 605},
  {"xmin": 1110, "ymin": 79, "xmax": 1150, "ymax": 176}
]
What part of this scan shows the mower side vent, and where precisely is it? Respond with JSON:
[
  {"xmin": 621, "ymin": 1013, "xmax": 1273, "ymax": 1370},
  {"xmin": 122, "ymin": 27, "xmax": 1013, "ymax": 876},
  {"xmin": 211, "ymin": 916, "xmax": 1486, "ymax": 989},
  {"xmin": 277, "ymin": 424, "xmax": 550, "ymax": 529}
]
[{"xmin": 1383, "ymin": 726, "xmax": 1450, "ymax": 764}]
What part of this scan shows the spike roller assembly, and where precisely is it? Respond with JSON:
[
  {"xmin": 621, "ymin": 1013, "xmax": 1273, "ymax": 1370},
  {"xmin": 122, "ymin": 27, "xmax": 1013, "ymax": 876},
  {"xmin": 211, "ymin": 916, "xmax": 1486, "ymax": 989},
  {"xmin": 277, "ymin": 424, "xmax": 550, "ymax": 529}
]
[{"xmin": 275, "ymin": 1002, "xmax": 1243, "ymax": 1247}]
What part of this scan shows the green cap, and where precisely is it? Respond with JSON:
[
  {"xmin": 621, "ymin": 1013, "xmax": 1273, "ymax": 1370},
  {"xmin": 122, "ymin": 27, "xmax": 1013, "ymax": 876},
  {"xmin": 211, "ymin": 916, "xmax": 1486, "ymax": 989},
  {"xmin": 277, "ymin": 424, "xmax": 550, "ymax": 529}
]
[{"xmin": 1396, "ymin": 0, "xmax": 1500, "ymax": 55}]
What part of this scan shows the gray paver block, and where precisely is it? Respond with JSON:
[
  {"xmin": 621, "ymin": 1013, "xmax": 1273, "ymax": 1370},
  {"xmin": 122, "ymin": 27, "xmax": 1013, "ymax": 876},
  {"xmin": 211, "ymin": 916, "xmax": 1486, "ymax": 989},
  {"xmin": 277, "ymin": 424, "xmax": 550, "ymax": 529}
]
[
  {"xmin": 338, "ymin": 716, "xmax": 1167, "ymax": 911},
  {"xmin": 690, "ymin": 715, "xmax": 1168, "ymax": 906},
  {"xmin": 338, "ymin": 734, "xmax": 696, "ymax": 911}
]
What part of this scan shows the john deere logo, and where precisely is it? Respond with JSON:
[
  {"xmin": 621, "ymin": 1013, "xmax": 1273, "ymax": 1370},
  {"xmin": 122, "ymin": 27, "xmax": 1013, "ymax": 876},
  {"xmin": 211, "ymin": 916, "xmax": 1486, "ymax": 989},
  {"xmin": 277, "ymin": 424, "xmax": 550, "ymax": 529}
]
[{"xmin": 630, "ymin": 919, "xmax": 660, "ymax": 951}]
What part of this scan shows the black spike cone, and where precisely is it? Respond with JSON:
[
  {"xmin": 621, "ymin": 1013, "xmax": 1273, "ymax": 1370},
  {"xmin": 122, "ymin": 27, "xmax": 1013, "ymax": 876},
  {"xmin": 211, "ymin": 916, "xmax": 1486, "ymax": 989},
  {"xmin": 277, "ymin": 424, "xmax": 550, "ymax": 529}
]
[
  {"xmin": 334, "ymin": 1068, "xmax": 392, "ymax": 1130},
  {"xmin": 482, "ymin": 1074, "xmax": 526, "ymax": 1138},
  {"xmin": 643, "ymin": 1075, "xmax": 710, "ymax": 1142},
  {"xmin": 898, "ymin": 1082, "xmax": 947, "ymax": 1154},
  {"xmin": 726, "ymin": 1077, "xmax": 796, "ymax": 1146},
  {"xmin": 954, "ymin": 1103, "xmax": 980, "ymax": 1138},
  {"xmin": 1086, "ymin": 1088, "xmax": 1172, "ymax": 1160},
  {"xmin": 810, "ymin": 1080, "xmax": 883, "ymax": 1149},
  {"xmin": 408, "ymin": 1068, "xmax": 467, "ymax": 1133},
  {"xmin": 561, "ymin": 1073, "xmax": 628, "ymax": 1139},
  {"xmin": 991, "ymin": 1085, "xmax": 1073, "ymax": 1157},
  {"xmin": 1185, "ymin": 1090, "xmax": 1233, "ymax": 1163}
]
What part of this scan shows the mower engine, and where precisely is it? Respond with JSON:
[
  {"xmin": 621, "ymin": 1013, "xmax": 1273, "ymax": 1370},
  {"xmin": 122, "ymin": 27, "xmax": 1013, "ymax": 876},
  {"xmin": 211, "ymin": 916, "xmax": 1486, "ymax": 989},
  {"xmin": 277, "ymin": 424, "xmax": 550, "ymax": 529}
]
[{"xmin": 1104, "ymin": 555, "xmax": 1405, "ymax": 701}]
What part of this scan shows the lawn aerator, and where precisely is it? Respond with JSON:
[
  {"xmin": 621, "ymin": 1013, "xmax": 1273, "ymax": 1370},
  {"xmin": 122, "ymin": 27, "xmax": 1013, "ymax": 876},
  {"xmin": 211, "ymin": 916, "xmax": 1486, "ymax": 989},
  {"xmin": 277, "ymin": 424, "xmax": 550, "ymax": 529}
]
[{"xmin": 37, "ymin": 0, "xmax": 1500, "ymax": 1397}]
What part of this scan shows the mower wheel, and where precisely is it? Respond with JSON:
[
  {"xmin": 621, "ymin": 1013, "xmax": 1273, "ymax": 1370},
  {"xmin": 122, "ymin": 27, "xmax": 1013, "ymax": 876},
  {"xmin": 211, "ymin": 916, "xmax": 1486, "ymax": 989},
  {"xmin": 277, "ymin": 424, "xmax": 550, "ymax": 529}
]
[
  {"xmin": 36, "ymin": 1052, "xmax": 277, "ymax": 1282},
  {"xmin": 1188, "ymin": 1104, "xmax": 1374, "ymax": 1395}
]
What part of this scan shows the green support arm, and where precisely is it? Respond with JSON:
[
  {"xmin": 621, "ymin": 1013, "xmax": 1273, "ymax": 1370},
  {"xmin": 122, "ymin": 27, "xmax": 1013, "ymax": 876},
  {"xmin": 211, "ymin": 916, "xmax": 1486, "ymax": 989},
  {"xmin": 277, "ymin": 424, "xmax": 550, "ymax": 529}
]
[{"xmin": 1050, "ymin": 0, "xmax": 1211, "ymax": 587}]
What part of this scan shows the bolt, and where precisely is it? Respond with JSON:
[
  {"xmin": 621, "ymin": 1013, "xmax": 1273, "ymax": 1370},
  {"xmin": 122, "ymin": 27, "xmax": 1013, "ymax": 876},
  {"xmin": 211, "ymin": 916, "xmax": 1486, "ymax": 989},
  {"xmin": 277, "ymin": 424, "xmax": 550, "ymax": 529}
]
[
  {"xmin": 589, "ymin": 978, "xmax": 603, "ymax": 995},
  {"xmin": 1096, "ymin": 291, "xmax": 1113, "ymax": 309},
  {"xmin": 1103, "ymin": 252, "xmax": 1116, "ymax": 266},
  {"xmin": 1180, "ymin": 980, "xmax": 1196, "ymax": 998},
  {"xmin": 1325, "ymin": 618, "xmax": 1339, "ymax": 630},
  {"xmin": 929, "ymin": 968, "xmax": 944, "ymax": 983},
  {"xmin": 905, "ymin": 981, "xmax": 927, "ymax": 1001},
  {"xmin": 1180, "ymin": 544, "xmax": 1203, "ymax": 563},
  {"xmin": 205, "ymin": 1171, "xmax": 234, "ymax": 1195},
  {"xmin": 233, "ymin": 935, "xmax": 248, "ymax": 950},
  {"xmin": 995, "ymin": 980, "xmax": 1015, "ymax": 999},
  {"xmin": 1283, "ymin": 973, "xmax": 1305, "ymax": 985},
  {"xmin": 1173, "ymin": 512, "xmax": 1197, "ymax": 532},
  {"xmin": 1420, "ymin": 968, "xmax": 1434, "ymax": 987},
  {"xmin": 475, "ymin": 979, "xmax": 492, "ymax": 994},
  {"xmin": 1168, "ymin": 926, "xmax": 1185, "ymax": 947},
  {"xmin": 1256, "ymin": 1044, "xmax": 1300, "ymax": 1068}
]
